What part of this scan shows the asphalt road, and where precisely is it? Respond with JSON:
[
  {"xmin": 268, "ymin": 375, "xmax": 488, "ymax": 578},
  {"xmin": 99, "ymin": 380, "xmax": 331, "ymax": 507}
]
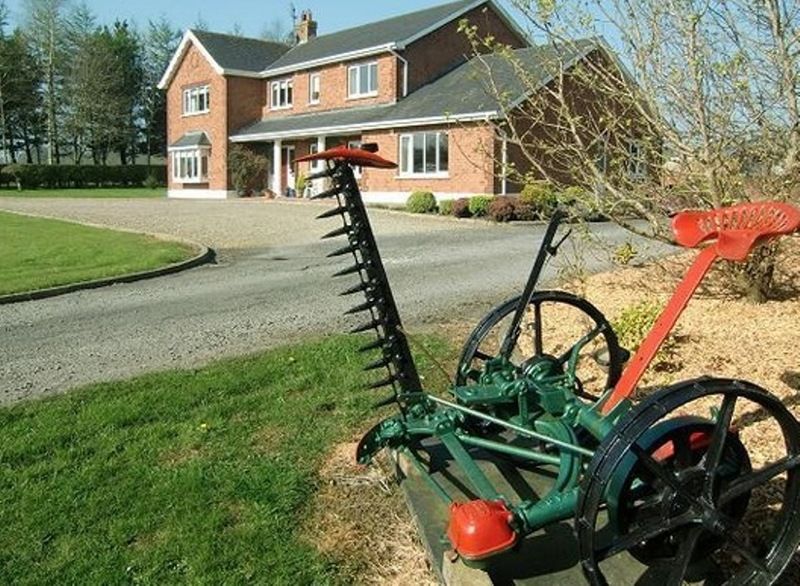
[{"xmin": 0, "ymin": 200, "xmax": 673, "ymax": 403}]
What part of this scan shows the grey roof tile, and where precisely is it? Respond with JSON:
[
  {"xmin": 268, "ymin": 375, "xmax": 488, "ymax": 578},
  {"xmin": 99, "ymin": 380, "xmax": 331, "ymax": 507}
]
[
  {"xmin": 170, "ymin": 132, "xmax": 212, "ymax": 148},
  {"xmin": 191, "ymin": 30, "xmax": 289, "ymax": 72},
  {"xmin": 267, "ymin": 0, "xmax": 477, "ymax": 71},
  {"xmin": 232, "ymin": 40, "xmax": 598, "ymax": 139}
]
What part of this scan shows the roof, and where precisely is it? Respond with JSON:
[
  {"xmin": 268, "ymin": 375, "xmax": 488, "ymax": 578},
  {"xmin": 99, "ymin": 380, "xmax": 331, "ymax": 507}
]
[
  {"xmin": 266, "ymin": 0, "xmax": 478, "ymax": 72},
  {"xmin": 190, "ymin": 30, "xmax": 289, "ymax": 72},
  {"xmin": 169, "ymin": 132, "xmax": 212, "ymax": 150},
  {"xmin": 231, "ymin": 40, "xmax": 600, "ymax": 141},
  {"xmin": 159, "ymin": 0, "xmax": 526, "ymax": 88}
]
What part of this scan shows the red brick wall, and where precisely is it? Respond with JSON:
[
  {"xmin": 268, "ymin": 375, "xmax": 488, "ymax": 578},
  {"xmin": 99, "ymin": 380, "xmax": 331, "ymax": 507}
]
[
  {"xmin": 402, "ymin": 4, "xmax": 527, "ymax": 94},
  {"xmin": 228, "ymin": 76, "xmax": 266, "ymax": 135},
  {"xmin": 359, "ymin": 123, "xmax": 496, "ymax": 196},
  {"xmin": 166, "ymin": 43, "xmax": 228, "ymax": 191},
  {"xmin": 261, "ymin": 53, "xmax": 398, "ymax": 118}
]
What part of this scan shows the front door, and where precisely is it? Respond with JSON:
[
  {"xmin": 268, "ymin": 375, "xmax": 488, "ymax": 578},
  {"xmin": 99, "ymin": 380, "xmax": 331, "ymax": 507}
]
[{"xmin": 281, "ymin": 146, "xmax": 295, "ymax": 196}]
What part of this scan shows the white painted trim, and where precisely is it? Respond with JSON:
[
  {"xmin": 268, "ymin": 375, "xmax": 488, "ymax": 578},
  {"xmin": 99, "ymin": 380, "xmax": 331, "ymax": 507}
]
[
  {"xmin": 158, "ymin": 30, "xmax": 224, "ymax": 90},
  {"xmin": 230, "ymin": 111, "xmax": 496, "ymax": 142},
  {"xmin": 264, "ymin": 44, "xmax": 396, "ymax": 78},
  {"xmin": 168, "ymin": 189, "xmax": 235, "ymax": 200},
  {"xmin": 388, "ymin": 49, "xmax": 408, "ymax": 97},
  {"xmin": 397, "ymin": 0, "xmax": 487, "ymax": 47},
  {"xmin": 224, "ymin": 68, "xmax": 265, "ymax": 79}
]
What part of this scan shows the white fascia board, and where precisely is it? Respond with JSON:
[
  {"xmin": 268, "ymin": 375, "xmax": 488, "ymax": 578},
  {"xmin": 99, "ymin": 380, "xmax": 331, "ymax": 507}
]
[
  {"xmin": 167, "ymin": 144, "xmax": 212, "ymax": 152},
  {"xmin": 396, "ymin": 0, "xmax": 487, "ymax": 48},
  {"xmin": 229, "ymin": 111, "xmax": 497, "ymax": 143},
  {"xmin": 260, "ymin": 43, "xmax": 397, "ymax": 78},
  {"xmin": 223, "ymin": 68, "xmax": 266, "ymax": 79},
  {"xmin": 157, "ymin": 30, "xmax": 224, "ymax": 89}
]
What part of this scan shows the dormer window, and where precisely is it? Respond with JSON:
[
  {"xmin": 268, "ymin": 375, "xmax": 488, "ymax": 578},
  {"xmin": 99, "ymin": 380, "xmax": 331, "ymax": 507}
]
[
  {"xmin": 347, "ymin": 61, "xmax": 378, "ymax": 98},
  {"xmin": 183, "ymin": 85, "xmax": 210, "ymax": 115},
  {"xmin": 308, "ymin": 72, "xmax": 320, "ymax": 104},
  {"xmin": 271, "ymin": 79, "xmax": 293, "ymax": 110}
]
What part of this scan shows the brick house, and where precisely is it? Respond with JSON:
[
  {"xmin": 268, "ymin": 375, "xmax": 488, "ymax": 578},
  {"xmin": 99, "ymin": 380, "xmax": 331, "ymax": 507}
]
[{"xmin": 158, "ymin": 0, "xmax": 621, "ymax": 202}]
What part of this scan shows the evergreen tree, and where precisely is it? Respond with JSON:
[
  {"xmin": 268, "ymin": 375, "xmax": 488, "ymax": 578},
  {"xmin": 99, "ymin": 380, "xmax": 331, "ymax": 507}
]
[{"xmin": 141, "ymin": 17, "xmax": 179, "ymax": 164}]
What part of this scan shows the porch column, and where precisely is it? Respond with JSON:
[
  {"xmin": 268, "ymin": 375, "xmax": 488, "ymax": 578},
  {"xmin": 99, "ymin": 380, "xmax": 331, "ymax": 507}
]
[
  {"xmin": 272, "ymin": 139, "xmax": 282, "ymax": 196},
  {"xmin": 500, "ymin": 136, "xmax": 508, "ymax": 196},
  {"xmin": 316, "ymin": 135, "xmax": 326, "ymax": 155}
]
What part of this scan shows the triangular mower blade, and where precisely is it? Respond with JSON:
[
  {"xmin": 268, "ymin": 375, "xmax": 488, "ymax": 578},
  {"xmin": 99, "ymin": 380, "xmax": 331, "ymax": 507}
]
[
  {"xmin": 321, "ymin": 225, "xmax": 351, "ymax": 240},
  {"xmin": 340, "ymin": 282, "xmax": 369, "ymax": 296},
  {"xmin": 350, "ymin": 320, "xmax": 381, "ymax": 334},
  {"xmin": 359, "ymin": 338, "xmax": 386, "ymax": 352},
  {"xmin": 368, "ymin": 375, "xmax": 397, "ymax": 389},
  {"xmin": 345, "ymin": 300, "xmax": 375, "ymax": 315},
  {"xmin": 333, "ymin": 264, "xmax": 364, "ymax": 277},
  {"xmin": 372, "ymin": 395, "xmax": 398, "ymax": 409},
  {"xmin": 311, "ymin": 186, "xmax": 341, "ymax": 200},
  {"xmin": 364, "ymin": 357, "xmax": 392, "ymax": 371},
  {"xmin": 316, "ymin": 206, "xmax": 347, "ymax": 220},
  {"xmin": 327, "ymin": 244, "xmax": 357, "ymax": 258}
]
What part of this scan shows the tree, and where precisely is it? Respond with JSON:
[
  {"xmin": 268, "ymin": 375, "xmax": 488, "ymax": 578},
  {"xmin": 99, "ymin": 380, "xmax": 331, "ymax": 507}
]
[
  {"xmin": 24, "ymin": 0, "xmax": 69, "ymax": 165},
  {"xmin": 466, "ymin": 0, "xmax": 800, "ymax": 302},
  {"xmin": 260, "ymin": 5, "xmax": 297, "ymax": 44},
  {"xmin": 0, "ymin": 28, "xmax": 43, "ymax": 164},
  {"xmin": 107, "ymin": 21, "xmax": 142, "ymax": 164},
  {"xmin": 141, "ymin": 17, "xmax": 179, "ymax": 164},
  {"xmin": 62, "ymin": 1, "xmax": 96, "ymax": 163}
]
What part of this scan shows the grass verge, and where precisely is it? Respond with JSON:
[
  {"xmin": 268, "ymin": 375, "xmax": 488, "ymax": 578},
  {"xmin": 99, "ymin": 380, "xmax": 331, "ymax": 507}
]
[
  {"xmin": 0, "ymin": 187, "xmax": 165, "ymax": 198},
  {"xmin": 0, "ymin": 334, "xmax": 450, "ymax": 584},
  {"xmin": 0, "ymin": 211, "xmax": 193, "ymax": 295}
]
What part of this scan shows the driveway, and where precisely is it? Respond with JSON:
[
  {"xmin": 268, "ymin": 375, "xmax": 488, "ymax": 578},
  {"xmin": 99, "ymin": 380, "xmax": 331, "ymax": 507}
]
[{"xmin": 0, "ymin": 198, "xmax": 674, "ymax": 403}]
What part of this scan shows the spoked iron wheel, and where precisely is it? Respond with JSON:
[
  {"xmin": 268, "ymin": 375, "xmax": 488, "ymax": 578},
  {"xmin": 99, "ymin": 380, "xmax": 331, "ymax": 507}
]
[
  {"xmin": 577, "ymin": 378, "xmax": 800, "ymax": 585},
  {"xmin": 455, "ymin": 291, "xmax": 625, "ymax": 399}
]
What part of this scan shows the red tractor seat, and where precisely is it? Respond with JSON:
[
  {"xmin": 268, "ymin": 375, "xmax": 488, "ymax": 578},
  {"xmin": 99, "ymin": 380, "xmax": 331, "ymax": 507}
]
[
  {"xmin": 671, "ymin": 201, "xmax": 800, "ymax": 261},
  {"xmin": 296, "ymin": 144, "xmax": 397, "ymax": 169}
]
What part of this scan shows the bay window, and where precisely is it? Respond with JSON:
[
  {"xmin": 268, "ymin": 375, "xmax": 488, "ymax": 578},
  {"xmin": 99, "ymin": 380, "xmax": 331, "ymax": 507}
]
[
  {"xmin": 347, "ymin": 61, "xmax": 378, "ymax": 98},
  {"xmin": 271, "ymin": 79, "xmax": 293, "ymax": 109},
  {"xmin": 171, "ymin": 148, "xmax": 210, "ymax": 183},
  {"xmin": 399, "ymin": 131, "xmax": 449, "ymax": 176},
  {"xmin": 183, "ymin": 85, "xmax": 210, "ymax": 115}
]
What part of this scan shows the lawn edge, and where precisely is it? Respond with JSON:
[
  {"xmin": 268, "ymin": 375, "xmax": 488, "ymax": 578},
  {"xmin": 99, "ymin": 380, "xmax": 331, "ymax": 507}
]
[{"xmin": 0, "ymin": 210, "xmax": 216, "ymax": 304}]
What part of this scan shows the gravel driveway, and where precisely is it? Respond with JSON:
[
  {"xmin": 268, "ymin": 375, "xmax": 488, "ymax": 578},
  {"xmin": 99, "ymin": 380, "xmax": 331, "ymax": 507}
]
[{"xmin": 0, "ymin": 197, "xmax": 675, "ymax": 403}]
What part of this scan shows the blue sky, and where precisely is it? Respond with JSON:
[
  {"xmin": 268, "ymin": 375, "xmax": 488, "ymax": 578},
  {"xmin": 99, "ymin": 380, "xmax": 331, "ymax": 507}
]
[{"xmin": 5, "ymin": 0, "xmax": 506, "ymax": 38}]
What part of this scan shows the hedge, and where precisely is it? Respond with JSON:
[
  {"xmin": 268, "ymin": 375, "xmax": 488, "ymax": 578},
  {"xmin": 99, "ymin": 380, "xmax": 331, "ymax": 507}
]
[{"xmin": 0, "ymin": 164, "xmax": 167, "ymax": 189}]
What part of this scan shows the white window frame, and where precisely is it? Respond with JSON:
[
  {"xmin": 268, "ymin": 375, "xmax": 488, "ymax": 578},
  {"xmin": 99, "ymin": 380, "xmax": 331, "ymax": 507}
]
[
  {"xmin": 182, "ymin": 85, "xmax": 210, "ymax": 116},
  {"xmin": 398, "ymin": 131, "xmax": 449, "ymax": 178},
  {"xmin": 270, "ymin": 78, "xmax": 293, "ymax": 110},
  {"xmin": 627, "ymin": 139, "xmax": 647, "ymax": 180},
  {"xmin": 347, "ymin": 61, "xmax": 378, "ymax": 99},
  {"xmin": 309, "ymin": 142, "xmax": 322, "ymax": 171},
  {"xmin": 171, "ymin": 148, "xmax": 210, "ymax": 184},
  {"xmin": 308, "ymin": 72, "xmax": 321, "ymax": 105}
]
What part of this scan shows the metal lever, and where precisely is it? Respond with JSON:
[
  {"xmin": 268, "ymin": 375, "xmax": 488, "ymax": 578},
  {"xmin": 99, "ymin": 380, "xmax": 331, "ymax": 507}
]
[{"xmin": 547, "ymin": 228, "xmax": 572, "ymax": 256}]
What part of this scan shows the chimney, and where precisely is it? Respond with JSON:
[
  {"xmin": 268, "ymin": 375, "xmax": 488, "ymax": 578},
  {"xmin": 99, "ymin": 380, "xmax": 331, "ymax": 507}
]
[{"xmin": 294, "ymin": 10, "xmax": 317, "ymax": 45}]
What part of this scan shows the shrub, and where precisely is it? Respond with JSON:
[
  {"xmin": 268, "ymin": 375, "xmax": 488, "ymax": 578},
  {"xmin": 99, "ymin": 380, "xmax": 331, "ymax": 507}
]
[
  {"xmin": 406, "ymin": 191, "xmax": 438, "ymax": 214},
  {"xmin": 228, "ymin": 146, "xmax": 268, "ymax": 195},
  {"xmin": 520, "ymin": 181, "xmax": 558, "ymax": 217},
  {"xmin": 513, "ymin": 199, "xmax": 538, "ymax": 221},
  {"xmin": 487, "ymin": 196, "xmax": 516, "ymax": 222},
  {"xmin": 612, "ymin": 301, "xmax": 661, "ymax": 351},
  {"xmin": 452, "ymin": 197, "xmax": 472, "ymax": 218},
  {"xmin": 0, "ymin": 164, "xmax": 166, "ymax": 190},
  {"xmin": 468, "ymin": 195, "xmax": 493, "ymax": 217},
  {"xmin": 612, "ymin": 241, "xmax": 638, "ymax": 266},
  {"xmin": 438, "ymin": 199, "xmax": 454, "ymax": 216},
  {"xmin": 143, "ymin": 172, "xmax": 162, "ymax": 190}
]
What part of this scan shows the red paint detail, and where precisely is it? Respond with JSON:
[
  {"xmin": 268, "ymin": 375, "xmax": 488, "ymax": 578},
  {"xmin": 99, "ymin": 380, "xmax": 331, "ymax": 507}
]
[
  {"xmin": 446, "ymin": 500, "xmax": 517, "ymax": 561},
  {"xmin": 672, "ymin": 201, "xmax": 800, "ymax": 261},
  {"xmin": 651, "ymin": 431, "xmax": 711, "ymax": 462},
  {"xmin": 295, "ymin": 145, "xmax": 398, "ymax": 169},
  {"xmin": 602, "ymin": 201, "xmax": 800, "ymax": 414}
]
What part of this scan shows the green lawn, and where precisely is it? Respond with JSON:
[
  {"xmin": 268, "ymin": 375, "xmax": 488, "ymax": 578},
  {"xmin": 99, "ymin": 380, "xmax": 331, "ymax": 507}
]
[
  {"xmin": 0, "ymin": 187, "xmax": 165, "ymax": 198},
  {"xmin": 0, "ymin": 212, "xmax": 194, "ymax": 295},
  {"xmin": 0, "ymin": 334, "xmax": 450, "ymax": 584}
]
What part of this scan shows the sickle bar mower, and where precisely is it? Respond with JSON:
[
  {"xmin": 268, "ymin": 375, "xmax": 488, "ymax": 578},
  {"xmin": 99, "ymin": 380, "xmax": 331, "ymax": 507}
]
[{"xmin": 299, "ymin": 144, "xmax": 800, "ymax": 585}]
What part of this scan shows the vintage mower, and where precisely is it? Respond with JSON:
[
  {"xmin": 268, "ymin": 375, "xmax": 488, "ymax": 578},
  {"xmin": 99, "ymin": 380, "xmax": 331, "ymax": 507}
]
[{"xmin": 297, "ymin": 144, "xmax": 800, "ymax": 585}]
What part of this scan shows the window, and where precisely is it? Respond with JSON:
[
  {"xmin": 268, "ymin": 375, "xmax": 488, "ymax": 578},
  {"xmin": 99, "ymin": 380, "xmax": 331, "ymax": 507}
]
[
  {"xmin": 627, "ymin": 140, "xmax": 647, "ymax": 179},
  {"xmin": 308, "ymin": 73, "xmax": 320, "ymax": 104},
  {"xmin": 398, "ymin": 132, "xmax": 449, "ymax": 176},
  {"xmin": 183, "ymin": 86, "xmax": 210, "ymax": 115},
  {"xmin": 271, "ymin": 79, "xmax": 293, "ymax": 109},
  {"xmin": 171, "ymin": 149, "xmax": 210, "ymax": 183},
  {"xmin": 347, "ymin": 62, "xmax": 378, "ymax": 98},
  {"xmin": 309, "ymin": 142, "xmax": 322, "ymax": 170},
  {"xmin": 348, "ymin": 140, "xmax": 363, "ymax": 177}
]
